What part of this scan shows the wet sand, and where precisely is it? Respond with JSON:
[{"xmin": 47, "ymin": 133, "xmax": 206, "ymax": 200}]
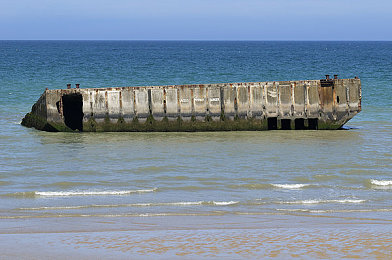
[{"xmin": 1, "ymin": 214, "xmax": 391, "ymax": 259}]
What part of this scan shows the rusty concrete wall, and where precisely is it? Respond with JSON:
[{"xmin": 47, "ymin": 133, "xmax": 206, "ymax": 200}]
[{"xmin": 23, "ymin": 78, "xmax": 362, "ymax": 132}]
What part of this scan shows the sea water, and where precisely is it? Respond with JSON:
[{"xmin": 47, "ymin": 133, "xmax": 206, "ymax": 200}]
[{"xmin": 0, "ymin": 41, "xmax": 391, "ymax": 258}]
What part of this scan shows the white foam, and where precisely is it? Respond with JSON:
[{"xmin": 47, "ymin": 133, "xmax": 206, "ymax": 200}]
[
  {"xmin": 132, "ymin": 203, "xmax": 152, "ymax": 207},
  {"xmin": 309, "ymin": 210, "xmax": 327, "ymax": 213},
  {"xmin": 271, "ymin": 184, "xmax": 310, "ymax": 189},
  {"xmin": 168, "ymin": 201, "xmax": 204, "ymax": 206},
  {"xmin": 280, "ymin": 199, "xmax": 365, "ymax": 204},
  {"xmin": 285, "ymin": 200, "xmax": 321, "ymax": 204},
  {"xmin": 17, "ymin": 201, "xmax": 226, "ymax": 210},
  {"xmin": 19, "ymin": 205, "xmax": 87, "ymax": 210},
  {"xmin": 293, "ymin": 209, "xmax": 392, "ymax": 213},
  {"xmin": 211, "ymin": 201, "xmax": 239, "ymax": 206},
  {"xmin": 334, "ymin": 199, "xmax": 365, "ymax": 203},
  {"xmin": 370, "ymin": 179, "xmax": 392, "ymax": 186},
  {"xmin": 136, "ymin": 213, "xmax": 197, "ymax": 217},
  {"xmin": 132, "ymin": 201, "xmax": 203, "ymax": 207},
  {"xmin": 276, "ymin": 208, "xmax": 310, "ymax": 212},
  {"xmin": 35, "ymin": 188, "xmax": 157, "ymax": 197}
]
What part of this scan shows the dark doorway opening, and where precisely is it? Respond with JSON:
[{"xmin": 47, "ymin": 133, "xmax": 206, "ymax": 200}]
[
  {"xmin": 295, "ymin": 118, "xmax": 305, "ymax": 130},
  {"xmin": 267, "ymin": 117, "xmax": 277, "ymax": 130},
  {"xmin": 281, "ymin": 119, "xmax": 291, "ymax": 130},
  {"xmin": 62, "ymin": 94, "xmax": 83, "ymax": 131},
  {"xmin": 308, "ymin": 118, "xmax": 318, "ymax": 130}
]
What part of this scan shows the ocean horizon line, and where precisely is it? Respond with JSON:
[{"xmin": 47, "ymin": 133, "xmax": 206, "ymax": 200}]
[{"xmin": 1, "ymin": 39, "xmax": 392, "ymax": 42}]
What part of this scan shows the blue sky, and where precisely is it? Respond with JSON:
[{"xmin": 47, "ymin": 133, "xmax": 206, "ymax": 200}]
[{"xmin": 0, "ymin": 0, "xmax": 391, "ymax": 40}]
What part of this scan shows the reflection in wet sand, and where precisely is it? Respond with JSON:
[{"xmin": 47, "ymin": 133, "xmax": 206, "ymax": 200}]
[
  {"xmin": 2, "ymin": 226, "xmax": 388, "ymax": 259},
  {"xmin": 64, "ymin": 227, "xmax": 392, "ymax": 258}
]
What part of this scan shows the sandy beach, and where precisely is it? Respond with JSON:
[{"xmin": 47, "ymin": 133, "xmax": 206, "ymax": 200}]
[{"xmin": 2, "ymin": 214, "xmax": 392, "ymax": 259}]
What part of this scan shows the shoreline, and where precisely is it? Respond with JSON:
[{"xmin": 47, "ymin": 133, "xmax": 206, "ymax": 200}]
[
  {"xmin": 2, "ymin": 221, "xmax": 391, "ymax": 259},
  {"xmin": 1, "ymin": 214, "xmax": 392, "ymax": 258}
]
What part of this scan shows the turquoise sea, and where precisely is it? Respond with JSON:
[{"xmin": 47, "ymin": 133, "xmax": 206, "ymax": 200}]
[{"xmin": 0, "ymin": 41, "xmax": 391, "ymax": 258}]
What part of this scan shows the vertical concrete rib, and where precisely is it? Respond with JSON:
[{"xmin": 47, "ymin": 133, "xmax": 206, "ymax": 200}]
[
  {"xmin": 191, "ymin": 87, "xmax": 195, "ymax": 117},
  {"xmin": 133, "ymin": 88, "xmax": 137, "ymax": 119},
  {"xmin": 148, "ymin": 89, "xmax": 152, "ymax": 115},
  {"xmin": 220, "ymin": 86, "xmax": 224, "ymax": 119}
]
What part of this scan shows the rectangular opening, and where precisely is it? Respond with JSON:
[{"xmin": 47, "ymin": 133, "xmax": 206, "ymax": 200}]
[
  {"xmin": 281, "ymin": 119, "xmax": 291, "ymax": 130},
  {"xmin": 295, "ymin": 118, "xmax": 305, "ymax": 130},
  {"xmin": 308, "ymin": 118, "xmax": 318, "ymax": 130},
  {"xmin": 62, "ymin": 93, "xmax": 84, "ymax": 131},
  {"xmin": 267, "ymin": 117, "xmax": 277, "ymax": 130}
]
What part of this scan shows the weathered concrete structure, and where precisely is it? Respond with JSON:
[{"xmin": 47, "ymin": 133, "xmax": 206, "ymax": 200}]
[{"xmin": 22, "ymin": 76, "xmax": 361, "ymax": 132}]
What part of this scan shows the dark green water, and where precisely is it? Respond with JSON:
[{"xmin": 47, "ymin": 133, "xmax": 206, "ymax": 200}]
[{"xmin": 0, "ymin": 41, "xmax": 391, "ymax": 258}]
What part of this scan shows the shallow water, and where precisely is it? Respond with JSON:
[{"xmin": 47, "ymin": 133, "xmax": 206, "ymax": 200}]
[{"xmin": 0, "ymin": 41, "xmax": 391, "ymax": 258}]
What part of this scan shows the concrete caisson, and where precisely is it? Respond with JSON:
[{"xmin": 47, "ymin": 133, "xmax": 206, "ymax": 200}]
[{"xmin": 22, "ymin": 77, "xmax": 362, "ymax": 132}]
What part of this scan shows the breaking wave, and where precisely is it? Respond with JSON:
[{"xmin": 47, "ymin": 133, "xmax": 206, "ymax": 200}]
[
  {"xmin": 271, "ymin": 184, "xmax": 310, "ymax": 189},
  {"xmin": 35, "ymin": 189, "xmax": 157, "ymax": 196},
  {"xmin": 211, "ymin": 201, "xmax": 239, "ymax": 206},
  {"xmin": 0, "ymin": 212, "xmax": 229, "ymax": 219},
  {"xmin": 276, "ymin": 208, "xmax": 392, "ymax": 213},
  {"xmin": 278, "ymin": 199, "xmax": 365, "ymax": 204},
  {"xmin": 18, "ymin": 201, "xmax": 240, "ymax": 210},
  {"xmin": 370, "ymin": 179, "xmax": 392, "ymax": 186},
  {"xmin": 3, "ymin": 189, "xmax": 157, "ymax": 197}
]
